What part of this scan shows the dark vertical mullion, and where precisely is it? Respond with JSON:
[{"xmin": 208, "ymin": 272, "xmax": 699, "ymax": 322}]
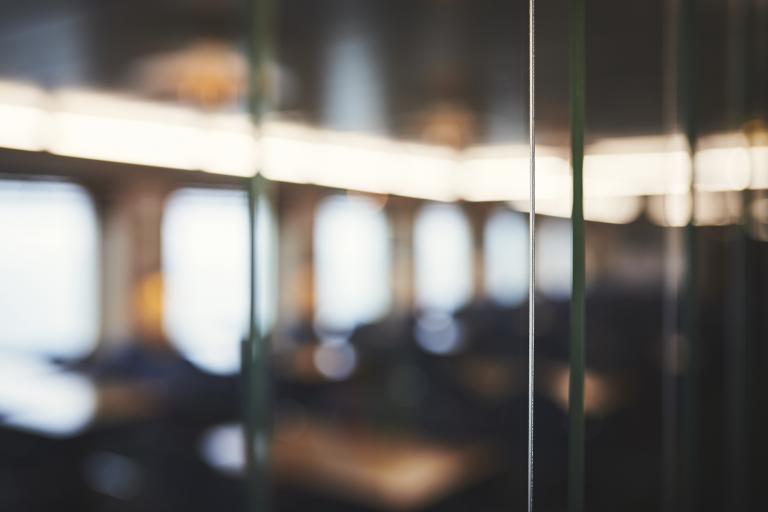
[
  {"xmin": 244, "ymin": 0, "xmax": 275, "ymax": 511},
  {"xmin": 567, "ymin": 0, "xmax": 586, "ymax": 510},
  {"xmin": 726, "ymin": 193, "xmax": 750, "ymax": 512},
  {"xmin": 750, "ymin": 2, "xmax": 768, "ymax": 504},
  {"xmin": 244, "ymin": 176, "xmax": 271, "ymax": 512},
  {"xmin": 725, "ymin": 0, "xmax": 751, "ymax": 509},
  {"xmin": 661, "ymin": 226, "xmax": 682, "ymax": 512},
  {"xmin": 679, "ymin": 0, "xmax": 699, "ymax": 509},
  {"xmin": 661, "ymin": 2, "xmax": 682, "ymax": 510}
]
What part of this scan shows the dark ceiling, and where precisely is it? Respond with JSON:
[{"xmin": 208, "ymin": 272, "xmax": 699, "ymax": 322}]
[{"xmin": 0, "ymin": 0, "xmax": 764, "ymax": 145}]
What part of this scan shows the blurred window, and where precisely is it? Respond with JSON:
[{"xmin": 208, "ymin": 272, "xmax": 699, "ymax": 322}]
[
  {"xmin": 163, "ymin": 188, "xmax": 276, "ymax": 374},
  {"xmin": 0, "ymin": 180, "xmax": 99, "ymax": 358},
  {"xmin": 537, "ymin": 217, "xmax": 572, "ymax": 300},
  {"xmin": 314, "ymin": 195, "xmax": 391, "ymax": 334},
  {"xmin": 414, "ymin": 203, "xmax": 473, "ymax": 312},
  {"xmin": 484, "ymin": 208, "xmax": 528, "ymax": 306}
]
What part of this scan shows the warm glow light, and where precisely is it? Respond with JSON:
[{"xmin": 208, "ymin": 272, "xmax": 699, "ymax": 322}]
[
  {"xmin": 511, "ymin": 195, "xmax": 643, "ymax": 224},
  {"xmin": 0, "ymin": 80, "xmax": 766, "ymax": 221},
  {"xmin": 50, "ymin": 111, "xmax": 203, "ymax": 169},
  {"xmin": 459, "ymin": 145, "xmax": 569, "ymax": 202},
  {"xmin": 584, "ymin": 151, "xmax": 691, "ymax": 197},
  {"xmin": 261, "ymin": 122, "xmax": 458, "ymax": 201},
  {"xmin": 196, "ymin": 113, "xmax": 258, "ymax": 177},
  {"xmin": 646, "ymin": 191, "xmax": 742, "ymax": 227},
  {"xmin": 750, "ymin": 147, "xmax": 768, "ymax": 189},
  {"xmin": 696, "ymin": 147, "xmax": 751, "ymax": 191},
  {"xmin": 0, "ymin": 81, "xmax": 48, "ymax": 151},
  {"xmin": 647, "ymin": 194, "xmax": 692, "ymax": 227},
  {"xmin": 0, "ymin": 83, "xmax": 259, "ymax": 175}
]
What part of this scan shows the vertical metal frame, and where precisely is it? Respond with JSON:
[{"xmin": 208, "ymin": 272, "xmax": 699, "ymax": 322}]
[{"xmin": 568, "ymin": 0, "xmax": 586, "ymax": 510}]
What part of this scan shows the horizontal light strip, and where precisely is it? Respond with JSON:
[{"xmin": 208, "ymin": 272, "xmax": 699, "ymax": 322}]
[
  {"xmin": 260, "ymin": 122, "xmax": 458, "ymax": 202},
  {"xmin": 511, "ymin": 195, "xmax": 644, "ymax": 224},
  {"xmin": 0, "ymin": 81, "xmax": 766, "ymax": 221}
]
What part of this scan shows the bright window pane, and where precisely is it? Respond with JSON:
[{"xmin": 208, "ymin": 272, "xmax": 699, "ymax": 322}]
[
  {"xmin": 163, "ymin": 188, "xmax": 274, "ymax": 375},
  {"xmin": 314, "ymin": 195, "xmax": 391, "ymax": 333},
  {"xmin": 484, "ymin": 208, "xmax": 528, "ymax": 306},
  {"xmin": 0, "ymin": 180, "xmax": 99, "ymax": 358},
  {"xmin": 537, "ymin": 217, "xmax": 572, "ymax": 300},
  {"xmin": 414, "ymin": 203, "xmax": 473, "ymax": 312}
]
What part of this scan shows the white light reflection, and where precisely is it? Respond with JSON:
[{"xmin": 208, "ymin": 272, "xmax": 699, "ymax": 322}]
[
  {"xmin": 647, "ymin": 193, "xmax": 692, "ymax": 227},
  {"xmin": 163, "ymin": 188, "xmax": 252, "ymax": 375},
  {"xmin": 83, "ymin": 451, "xmax": 144, "ymax": 499},
  {"xmin": 696, "ymin": 147, "xmax": 751, "ymax": 192},
  {"xmin": 459, "ymin": 146, "xmax": 569, "ymax": 202},
  {"xmin": 536, "ymin": 218, "xmax": 572, "ymax": 301},
  {"xmin": 1, "ymin": 79, "xmax": 767, "ymax": 217},
  {"xmin": 647, "ymin": 191, "xmax": 742, "ymax": 227},
  {"xmin": 414, "ymin": 311, "xmax": 464, "ymax": 355},
  {"xmin": 750, "ymin": 147, "xmax": 768, "ymax": 189},
  {"xmin": 314, "ymin": 195, "xmax": 391, "ymax": 333},
  {"xmin": 261, "ymin": 123, "xmax": 458, "ymax": 202},
  {"xmin": 0, "ymin": 81, "xmax": 48, "ymax": 151},
  {"xmin": 511, "ymin": 195, "xmax": 643, "ymax": 224},
  {"xmin": 0, "ymin": 180, "xmax": 99, "ymax": 358},
  {"xmin": 322, "ymin": 9, "xmax": 385, "ymax": 133},
  {"xmin": 313, "ymin": 342, "xmax": 358, "ymax": 381},
  {"xmin": 0, "ymin": 355, "xmax": 96, "ymax": 437},
  {"xmin": 484, "ymin": 209, "xmax": 528, "ymax": 306},
  {"xmin": 414, "ymin": 204, "xmax": 473, "ymax": 313},
  {"xmin": 200, "ymin": 423, "xmax": 244, "ymax": 475},
  {"xmin": 49, "ymin": 90, "xmax": 204, "ymax": 169}
]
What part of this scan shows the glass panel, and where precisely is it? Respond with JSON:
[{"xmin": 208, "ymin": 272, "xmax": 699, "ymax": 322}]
[{"xmin": 1, "ymin": 1, "xmax": 766, "ymax": 511}]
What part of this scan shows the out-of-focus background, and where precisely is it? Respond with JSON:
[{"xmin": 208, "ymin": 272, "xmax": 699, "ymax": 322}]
[{"xmin": 0, "ymin": 0, "xmax": 766, "ymax": 511}]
